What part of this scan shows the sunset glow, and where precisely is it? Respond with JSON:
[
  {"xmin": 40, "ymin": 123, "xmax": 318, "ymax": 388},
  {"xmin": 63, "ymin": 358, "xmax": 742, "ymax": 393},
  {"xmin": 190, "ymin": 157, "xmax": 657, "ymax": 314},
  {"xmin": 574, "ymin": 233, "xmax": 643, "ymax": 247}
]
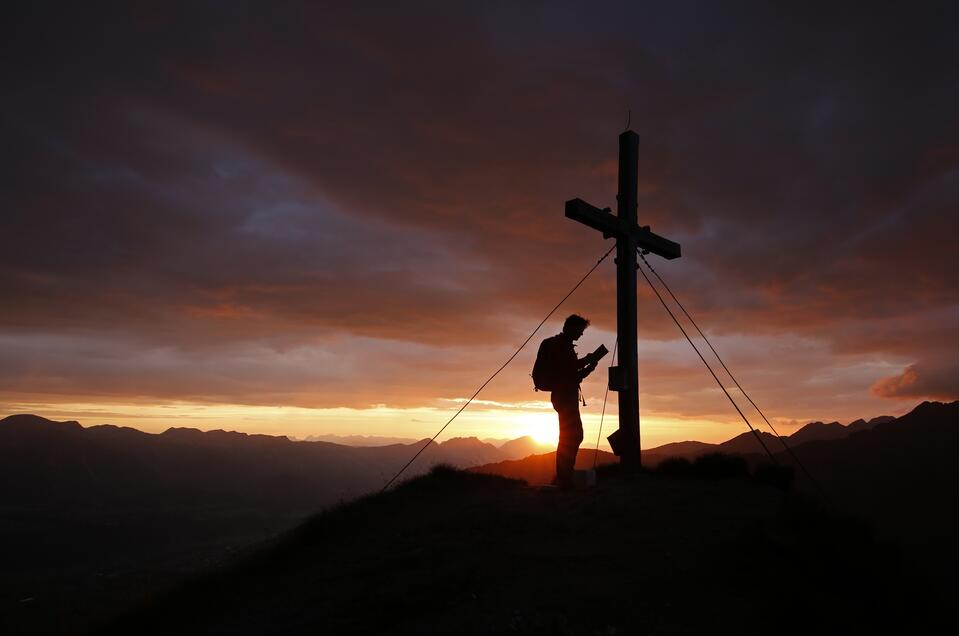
[
  {"xmin": 1, "ymin": 396, "xmax": 822, "ymax": 451},
  {"xmin": 2, "ymin": 3, "xmax": 955, "ymax": 447}
]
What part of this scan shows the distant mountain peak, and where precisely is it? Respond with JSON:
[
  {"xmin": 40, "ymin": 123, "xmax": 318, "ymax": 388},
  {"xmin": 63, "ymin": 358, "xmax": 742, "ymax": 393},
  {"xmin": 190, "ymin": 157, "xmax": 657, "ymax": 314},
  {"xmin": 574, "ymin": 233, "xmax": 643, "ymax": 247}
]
[
  {"xmin": 908, "ymin": 400, "xmax": 954, "ymax": 416},
  {"xmin": 788, "ymin": 421, "xmax": 847, "ymax": 445},
  {"xmin": 498, "ymin": 436, "xmax": 551, "ymax": 460},
  {"xmin": 440, "ymin": 436, "xmax": 494, "ymax": 448},
  {"xmin": 2, "ymin": 413, "xmax": 77, "ymax": 425},
  {"xmin": 0, "ymin": 413, "xmax": 83, "ymax": 434},
  {"xmin": 160, "ymin": 426, "xmax": 291, "ymax": 448}
]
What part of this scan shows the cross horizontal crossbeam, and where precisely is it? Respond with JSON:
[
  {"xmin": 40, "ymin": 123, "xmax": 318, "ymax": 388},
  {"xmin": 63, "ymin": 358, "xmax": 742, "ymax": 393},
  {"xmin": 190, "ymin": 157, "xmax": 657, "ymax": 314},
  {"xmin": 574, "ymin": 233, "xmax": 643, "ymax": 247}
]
[{"xmin": 565, "ymin": 198, "xmax": 681, "ymax": 260}]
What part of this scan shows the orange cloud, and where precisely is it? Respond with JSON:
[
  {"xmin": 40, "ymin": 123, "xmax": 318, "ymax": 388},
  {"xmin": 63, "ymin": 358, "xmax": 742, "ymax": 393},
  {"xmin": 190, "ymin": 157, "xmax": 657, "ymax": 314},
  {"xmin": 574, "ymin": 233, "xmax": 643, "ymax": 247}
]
[{"xmin": 872, "ymin": 362, "xmax": 959, "ymax": 400}]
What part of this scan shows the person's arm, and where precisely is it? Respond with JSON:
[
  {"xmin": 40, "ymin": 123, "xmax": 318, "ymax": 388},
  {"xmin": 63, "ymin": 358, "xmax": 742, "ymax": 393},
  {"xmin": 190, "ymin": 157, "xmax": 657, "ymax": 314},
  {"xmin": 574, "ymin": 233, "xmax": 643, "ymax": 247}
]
[
  {"xmin": 578, "ymin": 360, "xmax": 598, "ymax": 380},
  {"xmin": 576, "ymin": 350, "xmax": 599, "ymax": 369}
]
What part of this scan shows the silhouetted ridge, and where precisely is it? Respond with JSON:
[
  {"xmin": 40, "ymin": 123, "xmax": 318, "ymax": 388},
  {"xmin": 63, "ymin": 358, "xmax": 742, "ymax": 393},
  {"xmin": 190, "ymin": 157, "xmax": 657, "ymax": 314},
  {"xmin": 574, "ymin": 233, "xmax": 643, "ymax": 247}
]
[
  {"xmin": 160, "ymin": 427, "xmax": 293, "ymax": 448},
  {"xmin": 496, "ymin": 435, "xmax": 549, "ymax": 460},
  {"xmin": 788, "ymin": 421, "xmax": 846, "ymax": 444},
  {"xmin": 876, "ymin": 399, "xmax": 956, "ymax": 430},
  {"xmin": 646, "ymin": 440, "xmax": 715, "ymax": 456},
  {"xmin": 716, "ymin": 429, "xmax": 780, "ymax": 455},
  {"xmin": 0, "ymin": 413, "xmax": 82, "ymax": 434},
  {"xmin": 0, "ymin": 414, "xmax": 564, "ymax": 516},
  {"xmin": 846, "ymin": 415, "xmax": 894, "ymax": 434}
]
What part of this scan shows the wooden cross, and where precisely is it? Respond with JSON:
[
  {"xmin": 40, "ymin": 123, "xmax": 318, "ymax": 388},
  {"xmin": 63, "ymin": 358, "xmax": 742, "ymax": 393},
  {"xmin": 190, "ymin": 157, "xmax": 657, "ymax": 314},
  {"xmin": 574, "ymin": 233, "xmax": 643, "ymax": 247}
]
[{"xmin": 565, "ymin": 130, "xmax": 681, "ymax": 468}]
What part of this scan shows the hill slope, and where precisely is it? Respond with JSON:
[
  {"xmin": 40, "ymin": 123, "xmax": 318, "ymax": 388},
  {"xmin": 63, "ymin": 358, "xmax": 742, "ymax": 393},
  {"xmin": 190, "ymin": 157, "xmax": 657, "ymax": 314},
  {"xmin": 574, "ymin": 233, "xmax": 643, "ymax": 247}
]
[
  {"xmin": 776, "ymin": 400, "xmax": 959, "ymax": 583},
  {"xmin": 99, "ymin": 467, "xmax": 923, "ymax": 635}
]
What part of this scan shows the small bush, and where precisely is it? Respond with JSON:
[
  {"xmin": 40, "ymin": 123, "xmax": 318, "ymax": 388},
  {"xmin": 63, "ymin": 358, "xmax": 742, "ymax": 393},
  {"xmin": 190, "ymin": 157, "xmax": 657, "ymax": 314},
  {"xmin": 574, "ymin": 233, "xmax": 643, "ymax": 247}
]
[
  {"xmin": 692, "ymin": 453, "xmax": 749, "ymax": 480},
  {"xmin": 653, "ymin": 453, "xmax": 751, "ymax": 481},
  {"xmin": 655, "ymin": 457, "xmax": 694, "ymax": 478},
  {"xmin": 753, "ymin": 462, "xmax": 794, "ymax": 491}
]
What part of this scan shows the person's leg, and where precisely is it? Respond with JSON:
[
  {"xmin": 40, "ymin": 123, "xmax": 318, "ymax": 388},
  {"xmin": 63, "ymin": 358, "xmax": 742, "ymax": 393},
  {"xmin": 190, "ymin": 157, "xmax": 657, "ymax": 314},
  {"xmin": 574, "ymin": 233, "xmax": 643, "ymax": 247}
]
[
  {"xmin": 553, "ymin": 391, "xmax": 579, "ymax": 488},
  {"xmin": 568, "ymin": 405, "xmax": 584, "ymax": 474},
  {"xmin": 552, "ymin": 393, "xmax": 566, "ymax": 485}
]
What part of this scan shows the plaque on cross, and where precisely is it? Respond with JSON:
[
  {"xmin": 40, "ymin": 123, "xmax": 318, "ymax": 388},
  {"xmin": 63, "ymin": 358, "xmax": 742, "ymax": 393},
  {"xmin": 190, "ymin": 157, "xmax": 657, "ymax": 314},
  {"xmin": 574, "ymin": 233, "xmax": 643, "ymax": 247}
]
[{"xmin": 565, "ymin": 130, "xmax": 681, "ymax": 468}]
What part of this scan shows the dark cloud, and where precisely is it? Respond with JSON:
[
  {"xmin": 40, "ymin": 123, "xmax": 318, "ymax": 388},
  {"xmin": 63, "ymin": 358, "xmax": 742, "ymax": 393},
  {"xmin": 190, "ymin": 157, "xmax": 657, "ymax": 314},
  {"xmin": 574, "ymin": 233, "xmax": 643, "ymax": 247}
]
[{"xmin": 2, "ymin": 1, "xmax": 958, "ymax": 418}]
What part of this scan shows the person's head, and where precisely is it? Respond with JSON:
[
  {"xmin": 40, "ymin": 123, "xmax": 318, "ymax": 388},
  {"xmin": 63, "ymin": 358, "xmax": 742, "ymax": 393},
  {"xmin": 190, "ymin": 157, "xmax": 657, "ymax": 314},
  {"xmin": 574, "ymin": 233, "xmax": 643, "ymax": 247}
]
[{"xmin": 562, "ymin": 314, "xmax": 590, "ymax": 341}]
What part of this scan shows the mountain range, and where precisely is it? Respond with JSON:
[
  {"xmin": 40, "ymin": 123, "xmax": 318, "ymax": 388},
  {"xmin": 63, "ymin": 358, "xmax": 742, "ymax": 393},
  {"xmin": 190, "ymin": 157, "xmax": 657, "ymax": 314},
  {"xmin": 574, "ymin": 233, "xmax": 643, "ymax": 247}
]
[
  {"xmin": 0, "ymin": 409, "xmax": 895, "ymax": 514},
  {"xmin": 467, "ymin": 413, "xmax": 898, "ymax": 484},
  {"xmin": 0, "ymin": 414, "xmax": 552, "ymax": 510},
  {"xmin": 643, "ymin": 414, "xmax": 895, "ymax": 464}
]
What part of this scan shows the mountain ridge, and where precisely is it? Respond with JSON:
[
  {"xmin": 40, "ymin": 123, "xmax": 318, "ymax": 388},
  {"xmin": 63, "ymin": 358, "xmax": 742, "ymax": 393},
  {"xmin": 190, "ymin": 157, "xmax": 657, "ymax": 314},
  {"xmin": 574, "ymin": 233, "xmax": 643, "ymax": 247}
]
[{"xmin": 0, "ymin": 407, "xmax": 899, "ymax": 460}]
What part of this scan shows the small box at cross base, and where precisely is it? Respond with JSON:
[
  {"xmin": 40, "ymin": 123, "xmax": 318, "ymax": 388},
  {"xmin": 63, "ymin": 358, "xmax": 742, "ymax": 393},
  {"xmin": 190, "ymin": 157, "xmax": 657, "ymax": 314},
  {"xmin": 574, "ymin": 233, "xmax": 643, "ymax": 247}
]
[
  {"xmin": 608, "ymin": 366, "xmax": 626, "ymax": 392},
  {"xmin": 607, "ymin": 428, "xmax": 626, "ymax": 457}
]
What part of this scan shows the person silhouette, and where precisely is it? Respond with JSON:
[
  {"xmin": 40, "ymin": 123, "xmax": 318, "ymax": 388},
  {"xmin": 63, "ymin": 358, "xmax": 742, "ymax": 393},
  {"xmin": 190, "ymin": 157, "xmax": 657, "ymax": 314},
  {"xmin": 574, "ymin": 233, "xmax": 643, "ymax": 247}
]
[{"xmin": 535, "ymin": 314, "xmax": 598, "ymax": 489}]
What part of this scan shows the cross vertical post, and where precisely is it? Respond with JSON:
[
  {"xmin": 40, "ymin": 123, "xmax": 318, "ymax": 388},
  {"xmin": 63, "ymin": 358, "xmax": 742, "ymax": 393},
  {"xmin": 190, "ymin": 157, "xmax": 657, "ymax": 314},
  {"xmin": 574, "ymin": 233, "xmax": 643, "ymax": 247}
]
[
  {"xmin": 615, "ymin": 131, "xmax": 641, "ymax": 468},
  {"xmin": 564, "ymin": 130, "xmax": 681, "ymax": 470}
]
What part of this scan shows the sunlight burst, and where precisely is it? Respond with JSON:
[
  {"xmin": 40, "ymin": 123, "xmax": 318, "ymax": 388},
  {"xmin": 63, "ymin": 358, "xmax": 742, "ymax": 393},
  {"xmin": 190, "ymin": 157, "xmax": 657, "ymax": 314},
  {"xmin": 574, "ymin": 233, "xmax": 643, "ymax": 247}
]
[{"xmin": 514, "ymin": 411, "xmax": 559, "ymax": 446}]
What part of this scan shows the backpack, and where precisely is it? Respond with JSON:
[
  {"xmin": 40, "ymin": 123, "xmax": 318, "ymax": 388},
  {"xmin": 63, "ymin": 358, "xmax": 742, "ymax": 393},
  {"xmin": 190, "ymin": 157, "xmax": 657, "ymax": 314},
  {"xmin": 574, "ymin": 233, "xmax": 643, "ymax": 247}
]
[{"xmin": 531, "ymin": 338, "xmax": 559, "ymax": 391}]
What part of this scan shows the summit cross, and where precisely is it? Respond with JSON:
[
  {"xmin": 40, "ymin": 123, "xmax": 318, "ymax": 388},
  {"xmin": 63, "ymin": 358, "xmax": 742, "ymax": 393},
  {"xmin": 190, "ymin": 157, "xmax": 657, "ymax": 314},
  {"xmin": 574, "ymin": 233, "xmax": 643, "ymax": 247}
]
[{"xmin": 565, "ymin": 130, "xmax": 681, "ymax": 469}]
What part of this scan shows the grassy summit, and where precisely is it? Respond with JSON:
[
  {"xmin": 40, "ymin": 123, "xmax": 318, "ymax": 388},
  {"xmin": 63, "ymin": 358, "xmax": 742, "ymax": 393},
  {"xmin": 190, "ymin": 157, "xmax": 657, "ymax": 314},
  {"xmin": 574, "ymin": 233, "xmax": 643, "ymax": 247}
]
[{"xmin": 98, "ymin": 464, "xmax": 926, "ymax": 635}]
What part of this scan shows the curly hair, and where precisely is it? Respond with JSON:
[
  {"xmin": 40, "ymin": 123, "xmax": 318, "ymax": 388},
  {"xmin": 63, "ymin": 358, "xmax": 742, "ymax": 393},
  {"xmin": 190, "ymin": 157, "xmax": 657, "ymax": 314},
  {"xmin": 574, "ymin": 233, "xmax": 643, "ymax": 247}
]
[{"xmin": 562, "ymin": 314, "xmax": 590, "ymax": 334}]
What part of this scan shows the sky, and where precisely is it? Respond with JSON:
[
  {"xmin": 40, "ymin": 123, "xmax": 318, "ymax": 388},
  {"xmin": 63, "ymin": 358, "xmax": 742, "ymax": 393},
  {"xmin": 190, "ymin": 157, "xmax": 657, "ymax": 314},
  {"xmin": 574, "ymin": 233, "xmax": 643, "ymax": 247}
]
[{"xmin": 2, "ymin": 2, "xmax": 958, "ymax": 448}]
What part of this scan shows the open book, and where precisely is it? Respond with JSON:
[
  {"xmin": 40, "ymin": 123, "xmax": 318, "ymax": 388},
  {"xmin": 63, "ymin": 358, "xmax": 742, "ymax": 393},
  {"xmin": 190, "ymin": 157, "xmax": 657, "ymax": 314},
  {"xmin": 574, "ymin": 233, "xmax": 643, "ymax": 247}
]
[{"xmin": 587, "ymin": 344, "xmax": 609, "ymax": 365}]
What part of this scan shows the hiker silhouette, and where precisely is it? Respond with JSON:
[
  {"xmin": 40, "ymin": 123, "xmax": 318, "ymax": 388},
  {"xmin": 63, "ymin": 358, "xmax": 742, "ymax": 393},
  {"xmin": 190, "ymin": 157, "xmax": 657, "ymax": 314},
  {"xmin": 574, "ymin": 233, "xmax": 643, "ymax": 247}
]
[{"xmin": 532, "ymin": 314, "xmax": 600, "ymax": 489}]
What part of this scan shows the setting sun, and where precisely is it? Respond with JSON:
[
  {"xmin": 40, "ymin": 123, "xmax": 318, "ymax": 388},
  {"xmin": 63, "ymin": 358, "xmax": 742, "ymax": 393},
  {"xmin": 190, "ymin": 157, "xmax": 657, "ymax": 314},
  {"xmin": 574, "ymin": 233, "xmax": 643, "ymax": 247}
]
[{"xmin": 513, "ymin": 411, "xmax": 559, "ymax": 446}]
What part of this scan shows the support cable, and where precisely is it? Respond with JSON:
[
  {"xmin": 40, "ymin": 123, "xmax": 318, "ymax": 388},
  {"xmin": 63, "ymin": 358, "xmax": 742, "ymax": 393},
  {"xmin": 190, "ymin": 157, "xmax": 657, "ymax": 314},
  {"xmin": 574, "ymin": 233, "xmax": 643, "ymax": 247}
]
[
  {"xmin": 635, "ymin": 255, "xmax": 781, "ymax": 466},
  {"xmin": 381, "ymin": 244, "xmax": 617, "ymax": 491},
  {"xmin": 637, "ymin": 250, "xmax": 827, "ymax": 497},
  {"xmin": 593, "ymin": 336, "xmax": 618, "ymax": 470}
]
